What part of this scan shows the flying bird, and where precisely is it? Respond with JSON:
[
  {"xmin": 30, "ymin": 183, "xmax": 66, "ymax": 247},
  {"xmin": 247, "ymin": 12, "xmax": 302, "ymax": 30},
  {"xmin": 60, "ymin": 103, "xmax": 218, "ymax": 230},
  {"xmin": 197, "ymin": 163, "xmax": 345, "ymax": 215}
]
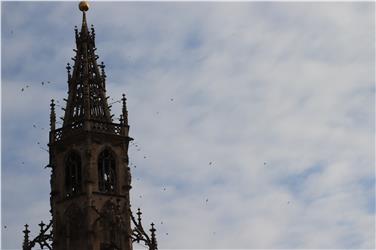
[{"xmin": 40, "ymin": 147, "xmax": 49, "ymax": 153}]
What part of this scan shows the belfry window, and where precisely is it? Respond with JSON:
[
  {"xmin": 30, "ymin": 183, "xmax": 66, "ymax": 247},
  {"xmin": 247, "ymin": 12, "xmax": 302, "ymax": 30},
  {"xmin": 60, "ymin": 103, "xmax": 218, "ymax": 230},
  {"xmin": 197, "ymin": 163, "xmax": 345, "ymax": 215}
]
[
  {"xmin": 65, "ymin": 152, "xmax": 82, "ymax": 197},
  {"xmin": 98, "ymin": 149, "xmax": 116, "ymax": 192}
]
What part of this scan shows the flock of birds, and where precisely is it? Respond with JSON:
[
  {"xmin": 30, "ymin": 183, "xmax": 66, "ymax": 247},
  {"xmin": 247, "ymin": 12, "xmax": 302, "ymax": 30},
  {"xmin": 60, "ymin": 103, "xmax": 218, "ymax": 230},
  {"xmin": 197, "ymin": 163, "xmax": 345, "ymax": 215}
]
[
  {"xmin": 20, "ymin": 81, "xmax": 52, "ymax": 92},
  {"xmin": 128, "ymin": 139, "xmax": 221, "ymax": 237}
]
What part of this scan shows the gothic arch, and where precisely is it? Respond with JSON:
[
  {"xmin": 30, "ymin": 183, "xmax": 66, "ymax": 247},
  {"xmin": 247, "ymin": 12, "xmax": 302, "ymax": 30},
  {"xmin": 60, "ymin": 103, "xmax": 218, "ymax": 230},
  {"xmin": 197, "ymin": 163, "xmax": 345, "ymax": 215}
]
[
  {"xmin": 64, "ymin": 150, "xmax": 82, "ymax": 197},
  {"xmin": 98, "ymin": 148, "xmax": 117, "ymax": 193},
  {"xmin": 98, "ymin": 200, "xmax": 125, "ymax": 250},
  {"xmin": 63, "ymin": 203, "xmax": 85, "ymax": 242}
]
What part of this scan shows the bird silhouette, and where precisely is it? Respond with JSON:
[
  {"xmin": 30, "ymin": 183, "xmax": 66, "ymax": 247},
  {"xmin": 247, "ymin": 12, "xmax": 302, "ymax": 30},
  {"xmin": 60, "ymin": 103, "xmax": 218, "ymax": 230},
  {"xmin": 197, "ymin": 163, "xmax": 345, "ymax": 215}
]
[
  {"xmin": 21, "ymin": 88, "xmax": 24, "ymax": 92},
  {"xmin": 40, "ymin": 147, "xmax": 49, "ymax": 153}
]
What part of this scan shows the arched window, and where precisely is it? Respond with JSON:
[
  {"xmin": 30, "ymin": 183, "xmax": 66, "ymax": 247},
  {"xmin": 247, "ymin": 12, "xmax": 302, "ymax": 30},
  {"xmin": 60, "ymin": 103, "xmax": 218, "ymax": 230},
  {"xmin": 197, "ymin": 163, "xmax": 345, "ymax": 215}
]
[
  {"xmin": 65, "ymin": 152, "xmax": 82, "ymax": 197},
  {"xmin": 98, "ymin": 149, "xmax": 116, "ymax": 192}
]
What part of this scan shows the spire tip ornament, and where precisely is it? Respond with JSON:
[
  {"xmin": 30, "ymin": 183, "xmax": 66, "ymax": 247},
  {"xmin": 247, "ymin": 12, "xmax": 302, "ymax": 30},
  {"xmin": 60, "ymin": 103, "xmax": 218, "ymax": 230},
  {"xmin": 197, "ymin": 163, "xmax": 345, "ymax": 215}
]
[{"xmin": 79, "ymin": 1, "xmax": 89, "ymax": 12}]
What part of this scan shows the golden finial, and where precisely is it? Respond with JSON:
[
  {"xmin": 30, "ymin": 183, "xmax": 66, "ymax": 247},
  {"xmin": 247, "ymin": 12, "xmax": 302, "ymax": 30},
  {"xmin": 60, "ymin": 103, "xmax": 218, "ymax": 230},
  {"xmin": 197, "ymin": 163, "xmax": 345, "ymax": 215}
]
[{"xmin": 79, "ymin": 1, "xmax": 89, "ymax": 12}]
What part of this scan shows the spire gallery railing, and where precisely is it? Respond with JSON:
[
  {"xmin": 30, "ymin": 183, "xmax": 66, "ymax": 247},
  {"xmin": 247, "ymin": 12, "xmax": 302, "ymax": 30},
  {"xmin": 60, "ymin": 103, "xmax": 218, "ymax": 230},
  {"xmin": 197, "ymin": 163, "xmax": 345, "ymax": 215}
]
[{"xmin": 52, "ymin": 119, "xmax": 125, "ymax": 142}]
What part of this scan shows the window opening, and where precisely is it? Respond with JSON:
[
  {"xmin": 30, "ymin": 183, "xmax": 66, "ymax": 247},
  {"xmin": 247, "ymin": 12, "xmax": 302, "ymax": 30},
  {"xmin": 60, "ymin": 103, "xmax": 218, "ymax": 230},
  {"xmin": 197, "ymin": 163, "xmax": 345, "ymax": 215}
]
[
  {"xmin": 65, "ymin": 152, "xmax": 82, "ymax": 197},
  {"xmin": 98, "ymin": 149, "xmax": 116, "ymax": 192}
]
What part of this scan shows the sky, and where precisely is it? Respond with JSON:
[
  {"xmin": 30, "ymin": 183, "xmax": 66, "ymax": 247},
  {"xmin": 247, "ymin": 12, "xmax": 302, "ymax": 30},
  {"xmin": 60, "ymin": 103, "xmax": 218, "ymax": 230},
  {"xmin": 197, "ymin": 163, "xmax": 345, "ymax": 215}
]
[{"xmin": 1, "ymin": 1, "xmax": 375, "ymax": 249}]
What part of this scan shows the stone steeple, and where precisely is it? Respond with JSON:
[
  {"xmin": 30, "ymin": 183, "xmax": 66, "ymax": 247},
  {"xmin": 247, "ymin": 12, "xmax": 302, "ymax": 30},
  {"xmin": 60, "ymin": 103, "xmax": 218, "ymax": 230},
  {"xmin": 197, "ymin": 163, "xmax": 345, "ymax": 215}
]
[
  {"xmin": 63, "ymin": 7, "xmax": 112, "ymax": 128},
  {"xmin": 22, "ymin": 2, "xmax": 158, "ymax": 250}
]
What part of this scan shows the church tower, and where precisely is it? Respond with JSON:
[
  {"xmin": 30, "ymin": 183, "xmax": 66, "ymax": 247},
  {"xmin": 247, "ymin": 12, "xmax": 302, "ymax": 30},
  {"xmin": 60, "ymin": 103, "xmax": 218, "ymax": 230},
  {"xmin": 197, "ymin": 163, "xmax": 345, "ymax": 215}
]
[{"xmin": 22, "ymin": 2, "xmax": 157, "ymax": 250}]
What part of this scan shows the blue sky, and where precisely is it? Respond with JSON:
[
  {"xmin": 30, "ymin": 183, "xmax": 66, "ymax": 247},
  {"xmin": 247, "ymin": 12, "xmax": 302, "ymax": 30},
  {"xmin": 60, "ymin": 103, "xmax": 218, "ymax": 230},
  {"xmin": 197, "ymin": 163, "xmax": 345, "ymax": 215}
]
[{"xmin": 1, "ymin": 1, "xmax": 375, "ymax": 249}]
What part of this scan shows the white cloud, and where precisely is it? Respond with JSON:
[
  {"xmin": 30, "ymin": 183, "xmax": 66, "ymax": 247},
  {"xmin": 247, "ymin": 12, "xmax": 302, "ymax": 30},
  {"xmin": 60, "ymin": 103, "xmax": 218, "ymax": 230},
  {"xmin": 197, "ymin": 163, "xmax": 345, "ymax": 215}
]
[{"xmin": 2, "ymin": 2, "xmax": 374, "ymax": 249}]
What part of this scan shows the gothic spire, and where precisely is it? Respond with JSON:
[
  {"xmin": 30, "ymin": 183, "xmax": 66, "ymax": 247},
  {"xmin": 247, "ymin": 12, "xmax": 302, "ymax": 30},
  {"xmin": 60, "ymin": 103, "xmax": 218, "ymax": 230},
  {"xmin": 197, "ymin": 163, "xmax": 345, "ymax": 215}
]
[{"xmin": 62, "ymin": 2, "xmax": 112, "ymax": 129}]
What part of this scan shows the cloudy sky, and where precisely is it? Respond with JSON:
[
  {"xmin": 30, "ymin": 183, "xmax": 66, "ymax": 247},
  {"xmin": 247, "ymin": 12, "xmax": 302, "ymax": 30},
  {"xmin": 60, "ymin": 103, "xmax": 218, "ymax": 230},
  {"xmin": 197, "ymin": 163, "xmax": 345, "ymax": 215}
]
[{"xmin": 1, "ymin": 1, "xmax": 375, "ymax": 249}]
